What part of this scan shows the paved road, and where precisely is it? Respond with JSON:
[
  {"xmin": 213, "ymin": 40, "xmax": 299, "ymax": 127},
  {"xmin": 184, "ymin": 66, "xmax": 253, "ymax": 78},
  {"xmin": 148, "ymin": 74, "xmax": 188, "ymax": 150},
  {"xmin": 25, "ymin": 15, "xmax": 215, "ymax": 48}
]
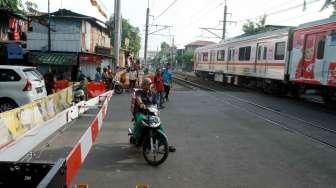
[{"xmin": 72, "ymin": 85, "xmax": 336, "ymax": 188}]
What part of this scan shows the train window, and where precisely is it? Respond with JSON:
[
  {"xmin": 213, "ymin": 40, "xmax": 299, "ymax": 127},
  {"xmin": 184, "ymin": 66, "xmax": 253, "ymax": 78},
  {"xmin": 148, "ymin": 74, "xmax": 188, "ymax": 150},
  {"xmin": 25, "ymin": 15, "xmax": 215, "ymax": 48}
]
[
  {"xmin": 228, "ymin": 50, "xmax": 232, "ymax": 61},
  {"xmin": 263, "ymin": 47, "xmax": 267, "ymax": 60},
  {"xmin": 257, "ymin": 46, "xmax": 262, "ymax": 60},
  {"xmin": 317, "ymin": 36, "xmax": 326, "ymax": 59},
  {"xmin": 232, "ymin": 49, "xmax": 235, "ymax": 61},
  {"xmin": 239, "ymin": 48, "xmax": 244, "ymax": 60},
  {"xmin": 210, "ymin": 51, "xmax": 215, "ymax": 61},
  {"xmin": 217, "ymin": 50, "xmax": 225, "ymax": 61},
  {"xmin": 238, "ymin": 46, "xmax": 251, "ymax": 61},
  {"xmin": 202, "ymin": 52, "xmax": 208, "ymax": 61},
  {"xmin": 274, "ymin": 42, "xmax": 286, "ymax": 60}
]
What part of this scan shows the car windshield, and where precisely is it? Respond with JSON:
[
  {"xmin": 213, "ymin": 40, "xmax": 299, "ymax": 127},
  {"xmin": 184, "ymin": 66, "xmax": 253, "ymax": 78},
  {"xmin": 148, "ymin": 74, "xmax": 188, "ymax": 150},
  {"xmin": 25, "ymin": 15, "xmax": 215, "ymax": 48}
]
[{"xmin": 23, "ymin": 69, "xmax": 42, "ymax": 81}]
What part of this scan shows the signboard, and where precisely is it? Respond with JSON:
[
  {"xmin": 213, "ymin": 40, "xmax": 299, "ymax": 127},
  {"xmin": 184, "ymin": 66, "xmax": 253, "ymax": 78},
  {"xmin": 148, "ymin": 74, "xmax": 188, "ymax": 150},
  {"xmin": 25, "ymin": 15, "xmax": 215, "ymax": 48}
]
[{"xmin": 80, "ymin": 54, "xmax": 102, "ymax": 64}]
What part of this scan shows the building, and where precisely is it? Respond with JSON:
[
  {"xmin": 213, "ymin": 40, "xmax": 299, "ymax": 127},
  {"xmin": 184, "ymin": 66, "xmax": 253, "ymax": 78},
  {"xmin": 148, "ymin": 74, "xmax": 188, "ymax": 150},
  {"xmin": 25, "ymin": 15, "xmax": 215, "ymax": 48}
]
[
  {"xmin": 0, "ymin": 9, "xmax": 28, "ymax": 65},
  {"xmin": 27, "ymin": 9, "xmax": 112, "ymax": 80},
  {"xmin": 147, "ymin": 51, "xmax": 159, "ymax": 60},
  {"xmin": 184, "ymin": 40, "xmax": 216, "ymax": 52}
]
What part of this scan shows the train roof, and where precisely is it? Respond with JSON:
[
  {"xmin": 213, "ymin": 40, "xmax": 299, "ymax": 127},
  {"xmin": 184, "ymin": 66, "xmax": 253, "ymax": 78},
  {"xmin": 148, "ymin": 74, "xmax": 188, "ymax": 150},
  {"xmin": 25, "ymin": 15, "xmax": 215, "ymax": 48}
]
[
  {"xmin": 296, "ymin": 16, "xmax": 336, "ymax": 30},
  {"xmin": 222, "ymin": 27, "xmax": 291, "ymax": 44},
  {"xmin": 195, "ymin": 27, "xmax": 292, "ymax": 52}
]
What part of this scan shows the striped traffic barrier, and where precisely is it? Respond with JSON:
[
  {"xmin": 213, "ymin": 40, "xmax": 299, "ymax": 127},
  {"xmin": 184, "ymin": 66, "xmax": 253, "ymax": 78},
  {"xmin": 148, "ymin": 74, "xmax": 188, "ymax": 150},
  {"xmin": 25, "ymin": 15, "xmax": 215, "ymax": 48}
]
[{"xmin": 66, "ymin": 91, "xmax": 112, "ymax": 186}]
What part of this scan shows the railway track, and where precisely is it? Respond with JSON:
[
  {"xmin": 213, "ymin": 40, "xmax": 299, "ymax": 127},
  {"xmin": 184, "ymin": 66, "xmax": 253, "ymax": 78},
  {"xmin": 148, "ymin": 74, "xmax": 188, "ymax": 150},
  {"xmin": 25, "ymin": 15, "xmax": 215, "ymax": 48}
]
[{"xmin": 173, "ymin": 72, "xmax": 336, "ymax": 150}]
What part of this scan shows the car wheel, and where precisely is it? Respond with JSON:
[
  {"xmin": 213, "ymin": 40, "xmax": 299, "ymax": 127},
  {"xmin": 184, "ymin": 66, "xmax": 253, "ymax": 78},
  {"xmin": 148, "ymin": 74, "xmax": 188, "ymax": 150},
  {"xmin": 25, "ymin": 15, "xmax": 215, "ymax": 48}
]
[{"xmin": 0, "ymin": 99, "xmax": 18, "ymax": 113}]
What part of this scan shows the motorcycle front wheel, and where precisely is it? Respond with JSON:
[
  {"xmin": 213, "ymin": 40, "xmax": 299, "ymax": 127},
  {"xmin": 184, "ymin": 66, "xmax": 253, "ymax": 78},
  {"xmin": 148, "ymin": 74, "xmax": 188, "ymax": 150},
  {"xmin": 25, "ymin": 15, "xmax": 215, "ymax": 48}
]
[{"xmin": 142, "ymin": 131, "xmax": 168, "ymax": 166}]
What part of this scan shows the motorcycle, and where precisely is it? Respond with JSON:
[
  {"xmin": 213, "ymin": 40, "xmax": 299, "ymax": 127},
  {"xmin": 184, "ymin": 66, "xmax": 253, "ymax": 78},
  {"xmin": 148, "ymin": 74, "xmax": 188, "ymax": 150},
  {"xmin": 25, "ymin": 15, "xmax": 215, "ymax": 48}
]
[
  {"xmin": 73, "ymin": 88, "xmax": 85, "ymax": 103},
  {"xmin": 128, "ymin": 104, "xmax": 169, "ymax": 166},
  {"xmin": 109, "ymin": 78, "xmax": 123, "ymax": 94}
]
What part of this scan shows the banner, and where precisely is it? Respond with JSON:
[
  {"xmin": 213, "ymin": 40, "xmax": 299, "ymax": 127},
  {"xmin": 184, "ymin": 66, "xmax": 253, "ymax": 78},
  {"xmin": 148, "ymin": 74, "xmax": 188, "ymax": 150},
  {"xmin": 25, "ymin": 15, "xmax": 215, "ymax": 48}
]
[{"xmin": 0, "ymin": 86, "xmax": 74, "ymax": 148}]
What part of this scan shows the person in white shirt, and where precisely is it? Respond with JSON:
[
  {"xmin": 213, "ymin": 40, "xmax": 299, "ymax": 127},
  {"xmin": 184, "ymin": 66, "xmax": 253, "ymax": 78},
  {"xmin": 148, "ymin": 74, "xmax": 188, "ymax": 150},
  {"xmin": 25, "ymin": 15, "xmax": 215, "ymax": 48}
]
[{"xmin": 129, "ymin": 67, "xmax": 138, "ymax": 90}]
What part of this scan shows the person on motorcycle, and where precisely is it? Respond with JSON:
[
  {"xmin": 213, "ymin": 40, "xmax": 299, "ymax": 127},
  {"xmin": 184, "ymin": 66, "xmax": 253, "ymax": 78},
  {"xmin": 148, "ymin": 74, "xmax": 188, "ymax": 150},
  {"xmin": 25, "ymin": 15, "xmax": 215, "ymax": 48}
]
[
  {"xmin": 132, "ymin": 78, "xmax": 156, "ymax": 142},
  {"xmin": 132, "ymin": 78, "xmax": 175, "ymax": 152}
]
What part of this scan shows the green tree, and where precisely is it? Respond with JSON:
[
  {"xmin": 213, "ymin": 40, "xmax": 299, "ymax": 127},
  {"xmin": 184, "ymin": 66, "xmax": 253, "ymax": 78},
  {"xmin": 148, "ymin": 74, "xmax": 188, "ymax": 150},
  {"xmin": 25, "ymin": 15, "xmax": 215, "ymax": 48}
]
[
  {"xmin": 106, "ymin": 17, "xmax": 141, "ymax": 57},
  {"xmin": 160, "ymin": 42, "xmax": 170, "ymax": 53},
  {"xmin": 0, "ymin": 0, "xmax": 38, "ymax": 14},
  {"xmin": 24, "ymin": 0, "xmax": 38, "ymax": 15},
  {"xmin": 181, "ymin": 49, "xmax": 194, "ymax": 71},
  {"xmin": 0, "ymin": 0, "xmax": 22, "ymax": 12},
  {"xmin": 242, "ymin": 15, "xmax": 269, "ymax": 35}
]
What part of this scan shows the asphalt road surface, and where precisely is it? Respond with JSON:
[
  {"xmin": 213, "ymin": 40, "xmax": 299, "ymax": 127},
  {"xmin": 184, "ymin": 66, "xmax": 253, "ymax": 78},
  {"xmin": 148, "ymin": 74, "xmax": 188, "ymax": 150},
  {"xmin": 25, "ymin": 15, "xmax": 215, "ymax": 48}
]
[{"xmin": 72, "ymin": 84, "xmax": 336, "ymax": 188}]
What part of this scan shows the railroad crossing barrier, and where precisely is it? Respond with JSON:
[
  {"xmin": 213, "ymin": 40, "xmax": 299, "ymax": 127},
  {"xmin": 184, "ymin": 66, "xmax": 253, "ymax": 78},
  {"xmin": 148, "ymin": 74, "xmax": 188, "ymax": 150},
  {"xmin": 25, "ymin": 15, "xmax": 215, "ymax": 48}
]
[
  {"xmin": 66, "ymin": 92, "xmax": 112, "ymax": 186},
  {"xmin": 0, "ymin": 90, "xmax": 113, "ymax": 187},
  {"xmin": 0, "ymin": 86, "xmax": 73, "ymax": 149}
]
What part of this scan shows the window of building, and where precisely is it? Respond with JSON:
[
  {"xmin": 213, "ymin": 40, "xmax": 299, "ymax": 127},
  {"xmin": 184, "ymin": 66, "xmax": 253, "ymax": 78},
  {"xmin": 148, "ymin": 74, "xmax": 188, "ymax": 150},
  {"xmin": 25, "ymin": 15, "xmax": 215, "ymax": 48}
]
[
  {"xmin": 217, "ymin": 50, "xmax": 225, "ymax": 61},
  {"xmin": 317, "ymin": 36, "xmax": 326, "ymax": 59},
  {"xmin": 263, "ymin": 47, "xmax": 267, "ymax": 60},
  {"xmin": 274, "ymin": 42, "xmax": 286, "ymax": 60},
  {"xmin": 238, "ymin": 46, "xmax": 251, "ymax": 61},
  {"xmin": 0, "ymin": 69, "xmax": 21, "ymax": 82},
  {"xmin": 203, "ymin": 52, "xmax": 209, "ymax": 61}
]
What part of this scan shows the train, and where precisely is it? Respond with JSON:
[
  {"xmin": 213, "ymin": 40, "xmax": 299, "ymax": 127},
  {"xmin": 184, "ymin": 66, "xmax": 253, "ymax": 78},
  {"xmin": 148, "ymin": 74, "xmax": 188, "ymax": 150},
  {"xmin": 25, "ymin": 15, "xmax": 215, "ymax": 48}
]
[{"xmin": 194, "ymin": 16, "xmax": 336, "ymax": 105}]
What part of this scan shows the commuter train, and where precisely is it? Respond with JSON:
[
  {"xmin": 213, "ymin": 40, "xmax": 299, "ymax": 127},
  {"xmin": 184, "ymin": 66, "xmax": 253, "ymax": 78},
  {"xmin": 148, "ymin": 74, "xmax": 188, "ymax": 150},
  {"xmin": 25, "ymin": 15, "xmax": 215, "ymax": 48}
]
[{"xmin": 194, "ymin": 16, "xmax": 336, "ymax": 104}]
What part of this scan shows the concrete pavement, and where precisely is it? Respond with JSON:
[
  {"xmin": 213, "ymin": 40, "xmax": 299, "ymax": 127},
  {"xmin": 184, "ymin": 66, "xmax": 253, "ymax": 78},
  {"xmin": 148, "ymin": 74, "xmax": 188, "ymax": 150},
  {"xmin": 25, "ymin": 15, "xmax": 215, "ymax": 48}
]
[{"xmin": 72, "ymin": 87, "xmax": 336, "ymax": 188}]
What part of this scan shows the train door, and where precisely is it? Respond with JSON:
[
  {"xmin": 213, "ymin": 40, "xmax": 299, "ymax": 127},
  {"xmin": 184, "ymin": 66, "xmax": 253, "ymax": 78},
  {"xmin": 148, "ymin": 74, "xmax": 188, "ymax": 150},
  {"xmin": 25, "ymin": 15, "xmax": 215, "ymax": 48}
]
[
  {"xmin": 314, "ymin": 33, "xmax": 327, "ymax": 83},
  {"xmin": 301, "ymin": 32, "xmax": 326, "ymax": 81},
  {"xmin": 256, "ymin": 43, "xmax": 267, "ymax": 77}
]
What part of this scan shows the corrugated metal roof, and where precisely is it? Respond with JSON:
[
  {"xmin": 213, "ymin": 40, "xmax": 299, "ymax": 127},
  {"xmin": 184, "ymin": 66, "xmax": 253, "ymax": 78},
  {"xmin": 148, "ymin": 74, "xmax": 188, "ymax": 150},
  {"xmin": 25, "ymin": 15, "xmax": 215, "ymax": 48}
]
[{"xmin": 185, "ymin": 40, "xmax": 216, "ymax": 47}]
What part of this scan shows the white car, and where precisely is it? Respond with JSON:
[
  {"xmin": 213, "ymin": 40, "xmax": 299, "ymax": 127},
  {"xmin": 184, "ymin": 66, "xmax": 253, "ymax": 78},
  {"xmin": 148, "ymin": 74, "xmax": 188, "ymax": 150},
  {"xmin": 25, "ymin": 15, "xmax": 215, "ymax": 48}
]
[{"xmin": 0, "ymin": 65, "xmax": 47, "ymax": 113}]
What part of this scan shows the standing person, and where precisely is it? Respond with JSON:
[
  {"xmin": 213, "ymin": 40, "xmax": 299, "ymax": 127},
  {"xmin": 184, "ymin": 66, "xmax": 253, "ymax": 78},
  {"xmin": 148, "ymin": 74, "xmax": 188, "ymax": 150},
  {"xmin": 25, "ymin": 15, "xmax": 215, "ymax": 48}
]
[
  {"xmin": 44, "ymin": 67, "xmax": 55, "ymax": 95},
  {"xmin": 107, "ymin": 65, "xmax": 113, "ymax": 78},
  {"xmin": 154, "ymin": 68, "xmax": 165, "ymax": 109},
  {"xmin": 106, "ymin": 65, "xmax": 113, "ymax": 89},
  {"xmin": 76, "ymin": 68, "xmax": 86, "ymax": 82},
  {"xmin": 162, "ymin": 63, "xmax": 172, "ymax": 102},
  {"xmin": 95, "ymin": 66, "xmax": 102, "ymax": 82},
  {"xmin": 102, "ymin": 67, "xmax": 108, "ymax": 82},
  {"xmin": 129, "ymin": 67, "xmax": 137, "ymax": 91}
]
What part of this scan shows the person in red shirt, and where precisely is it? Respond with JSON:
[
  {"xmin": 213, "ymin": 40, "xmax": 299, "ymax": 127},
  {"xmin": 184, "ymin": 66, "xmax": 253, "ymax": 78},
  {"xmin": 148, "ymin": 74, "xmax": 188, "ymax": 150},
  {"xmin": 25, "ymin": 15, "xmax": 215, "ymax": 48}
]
[{"xmin": 154, "ymin": 68, "xmax": 165, "ymax": 109}]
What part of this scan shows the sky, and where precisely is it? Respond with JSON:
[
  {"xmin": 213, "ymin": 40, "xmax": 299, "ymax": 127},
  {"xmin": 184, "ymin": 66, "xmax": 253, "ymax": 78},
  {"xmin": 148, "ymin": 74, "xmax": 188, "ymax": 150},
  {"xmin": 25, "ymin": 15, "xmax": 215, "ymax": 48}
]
[{"xmin": 30, "ymin": 0, "xmax": 333, "ymax": 57}]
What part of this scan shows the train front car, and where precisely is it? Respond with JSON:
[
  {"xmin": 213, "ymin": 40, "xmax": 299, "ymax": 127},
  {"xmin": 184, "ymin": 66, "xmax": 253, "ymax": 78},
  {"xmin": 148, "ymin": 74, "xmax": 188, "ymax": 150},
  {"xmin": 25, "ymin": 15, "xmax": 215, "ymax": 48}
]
[
  {"xmin": 194, "ymin": 28, "xmax": 291, "ymax": 94},
  {"xmin": 194, "ymin": 44, "xmax": 220, "ymax": 80},
  {"xmin": 288, "ymin": 16, "xmax": 336, "ymax": 104}
]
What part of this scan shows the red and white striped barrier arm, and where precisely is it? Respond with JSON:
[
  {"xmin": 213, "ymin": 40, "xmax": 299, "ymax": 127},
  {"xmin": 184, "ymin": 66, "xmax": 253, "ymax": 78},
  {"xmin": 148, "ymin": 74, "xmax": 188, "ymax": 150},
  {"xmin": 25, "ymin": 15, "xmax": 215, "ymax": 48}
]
[{"xmin": 66, "ymin": 91, "xmax": 113, "ymax": 186}]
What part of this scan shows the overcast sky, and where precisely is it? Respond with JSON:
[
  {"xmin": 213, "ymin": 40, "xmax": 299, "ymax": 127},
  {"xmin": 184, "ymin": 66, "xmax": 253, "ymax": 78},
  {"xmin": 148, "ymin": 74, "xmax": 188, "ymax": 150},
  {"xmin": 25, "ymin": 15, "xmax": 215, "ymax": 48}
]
[{"xmin": 30, "ymin": 0, "xmax": 333, "ymax": 56}]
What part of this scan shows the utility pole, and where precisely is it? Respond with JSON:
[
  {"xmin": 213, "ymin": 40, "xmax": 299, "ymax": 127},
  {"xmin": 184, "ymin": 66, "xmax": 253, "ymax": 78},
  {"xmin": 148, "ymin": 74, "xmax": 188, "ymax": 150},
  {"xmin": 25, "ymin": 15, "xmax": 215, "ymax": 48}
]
[
  {"xmin": 222, "ymin": 0, "xmax": 227, "ymax": 40},
  {"xmin": 144, "ymin": 0, "xmax": 150, "ymax": 68},
  {"xmin": 48, "ymin": 0, "xmax": 51, "ymax": 52},
  {"xmin": 199, "ymin": 1, "xmax": 235, "ymax": 41},
  {"xmin": 114, "ymin": 0, "xmax": 121, "ymax": 70},
  {"xmin": 171, "ymin": 36, "xmax": 175, "ymax": 69}
]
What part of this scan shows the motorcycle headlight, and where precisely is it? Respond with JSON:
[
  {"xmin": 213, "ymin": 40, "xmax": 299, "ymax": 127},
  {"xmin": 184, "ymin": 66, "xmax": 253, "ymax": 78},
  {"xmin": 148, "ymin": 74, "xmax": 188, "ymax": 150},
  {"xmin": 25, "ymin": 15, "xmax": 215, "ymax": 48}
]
[{"xmin": 149, "ymin": 116, "xmax": 159, "ymax": 123}]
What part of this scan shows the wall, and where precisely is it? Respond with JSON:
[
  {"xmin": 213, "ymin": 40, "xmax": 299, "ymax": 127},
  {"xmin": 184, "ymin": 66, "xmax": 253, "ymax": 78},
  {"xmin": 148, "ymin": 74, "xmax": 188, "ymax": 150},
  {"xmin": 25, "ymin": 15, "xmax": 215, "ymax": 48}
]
[
  {"xmin": 27, "ymin": 19, "xmax": 81, "ymax": 52},
  {"xmin": 80, "ymin": 20, "xmax": 110, "ymax": 53}
]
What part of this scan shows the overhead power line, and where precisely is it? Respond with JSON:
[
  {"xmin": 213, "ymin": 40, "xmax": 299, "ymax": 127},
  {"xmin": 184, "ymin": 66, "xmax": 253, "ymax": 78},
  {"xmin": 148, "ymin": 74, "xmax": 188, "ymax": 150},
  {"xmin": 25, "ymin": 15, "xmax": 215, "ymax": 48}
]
[
  {"xmin": 236, "ymin": 0, "xmax": 321, "ymax": 23},
  {"xmin": 155, "ymin": 0, "xmax": 178, "ymax": 20}
]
